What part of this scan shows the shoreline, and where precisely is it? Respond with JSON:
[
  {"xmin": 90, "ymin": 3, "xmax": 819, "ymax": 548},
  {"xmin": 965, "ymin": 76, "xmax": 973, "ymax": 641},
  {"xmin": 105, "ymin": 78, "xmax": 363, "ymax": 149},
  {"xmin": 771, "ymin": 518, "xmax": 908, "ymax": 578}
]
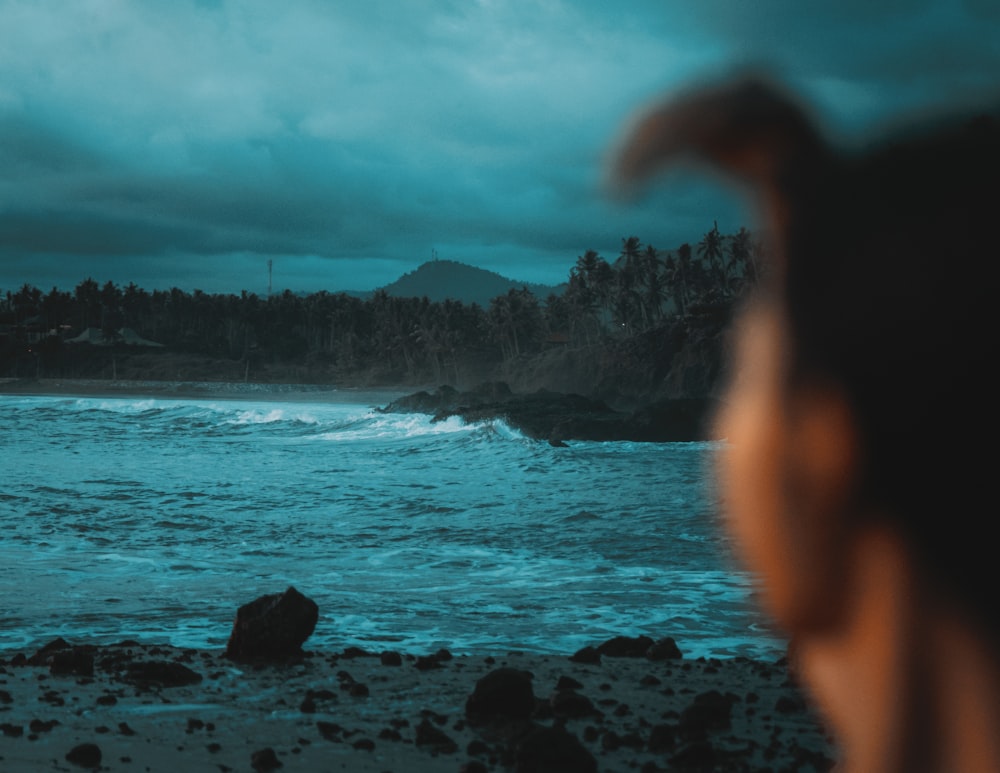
[
  {"xmin": 0, "ymin": 639, "xmax": 835, "ymax": 772},
  {"xmin": 0, "ymin": 377, "xmax": 417, "ymax": 405}
]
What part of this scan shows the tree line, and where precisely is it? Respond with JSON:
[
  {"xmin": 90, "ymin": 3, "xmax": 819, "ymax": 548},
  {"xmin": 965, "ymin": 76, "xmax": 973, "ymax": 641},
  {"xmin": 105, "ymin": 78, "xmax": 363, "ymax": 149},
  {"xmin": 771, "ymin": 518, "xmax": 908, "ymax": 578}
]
[{"xmin": 1, "ymin": 224, "xmax": 763, "ymax": 383}]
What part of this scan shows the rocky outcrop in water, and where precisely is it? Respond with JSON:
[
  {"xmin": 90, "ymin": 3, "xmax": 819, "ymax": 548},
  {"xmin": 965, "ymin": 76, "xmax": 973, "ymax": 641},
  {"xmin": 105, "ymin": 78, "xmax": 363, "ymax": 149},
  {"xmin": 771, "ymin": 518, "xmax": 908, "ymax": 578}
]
[
  {"xmin": 225, "ymin": 586, "xmax": 319, "ymax": 662},
  {"xmin": 380, "ymin": 382, "xmax": 720, "ymax": 443}
]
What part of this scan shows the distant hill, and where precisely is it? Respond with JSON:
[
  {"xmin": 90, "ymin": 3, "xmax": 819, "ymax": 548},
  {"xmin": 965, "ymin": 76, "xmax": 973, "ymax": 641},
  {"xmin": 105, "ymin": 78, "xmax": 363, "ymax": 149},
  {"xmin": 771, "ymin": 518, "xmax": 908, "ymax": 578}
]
[{"xmin": 373, "ymin": 259, "xmax": 564, "ymax": 307}]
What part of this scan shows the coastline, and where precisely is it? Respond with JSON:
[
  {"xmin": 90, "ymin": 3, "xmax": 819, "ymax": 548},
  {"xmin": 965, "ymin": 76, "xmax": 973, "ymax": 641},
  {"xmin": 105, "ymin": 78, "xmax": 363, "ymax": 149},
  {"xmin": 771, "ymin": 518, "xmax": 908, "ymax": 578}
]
[
  {"xmin": 0, "ymin": 377, "xmax": 415, "ymax": 405},
  {"xmin": 0, "ymin": 639, "xmax": 835, "ymax": 772}
]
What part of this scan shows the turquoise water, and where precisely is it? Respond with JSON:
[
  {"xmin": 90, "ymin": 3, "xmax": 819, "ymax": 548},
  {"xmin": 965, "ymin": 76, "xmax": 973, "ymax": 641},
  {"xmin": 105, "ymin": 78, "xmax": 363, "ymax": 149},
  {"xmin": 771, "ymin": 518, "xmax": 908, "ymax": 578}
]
[{"xmin": 0, "ymin": 391, "xmax": 783, "ymax": 658}]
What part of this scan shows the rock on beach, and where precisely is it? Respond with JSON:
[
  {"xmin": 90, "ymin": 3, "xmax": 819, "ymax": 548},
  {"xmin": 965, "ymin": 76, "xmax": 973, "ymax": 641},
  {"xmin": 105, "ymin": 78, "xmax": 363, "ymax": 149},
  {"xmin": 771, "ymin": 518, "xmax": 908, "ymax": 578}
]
[
  {"xmin": 0, "ymin": 596, "xmax": 834, "ymax": 773},
  {"xmin": 225, "ymin": 586, "xmax": 319, "ymax": 662}
]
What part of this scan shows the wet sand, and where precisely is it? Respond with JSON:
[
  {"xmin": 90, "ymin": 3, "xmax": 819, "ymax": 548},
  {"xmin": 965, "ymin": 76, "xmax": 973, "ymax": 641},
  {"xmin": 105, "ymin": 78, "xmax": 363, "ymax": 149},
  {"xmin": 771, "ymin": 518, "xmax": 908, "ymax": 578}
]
[{"xmin": 0, "ymin": 640, "xmax": 835, "ymax": 772}]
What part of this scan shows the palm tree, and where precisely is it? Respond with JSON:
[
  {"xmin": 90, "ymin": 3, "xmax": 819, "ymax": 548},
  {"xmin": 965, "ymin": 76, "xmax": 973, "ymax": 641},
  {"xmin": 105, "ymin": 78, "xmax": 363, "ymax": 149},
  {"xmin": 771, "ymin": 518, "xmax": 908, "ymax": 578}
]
[
  {"xmin": 673, "ymin": 243, "xmax": 693, "ymax": 314},
  {"xmin": 489, "ymin": 288, "xmax": 543, "ymax": 363},
  {"xmin": 615, "ymin": 236, "xmax": 644, "ymax": 333},
  {"xmin": 697, "ymin": 221, "xmax": 726, "ymax": 289},
  {"xmin": 726, "ymin": 226, "xmax": 754, "ymax": 295},
  {"xmin": 73, "ymin": 278, "xmax": 102, "ymax": 331},
  {"xmin": 641, "ymin": 244, "xmax": 665, "ymax": 325}
]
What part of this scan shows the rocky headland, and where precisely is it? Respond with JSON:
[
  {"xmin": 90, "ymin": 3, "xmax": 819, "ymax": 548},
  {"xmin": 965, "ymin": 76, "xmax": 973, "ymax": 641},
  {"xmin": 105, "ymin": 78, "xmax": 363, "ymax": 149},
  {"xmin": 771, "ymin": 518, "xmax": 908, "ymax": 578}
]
[{"xmin": 380, "ymin": 382, "xmax": 721, "ymax": 444}]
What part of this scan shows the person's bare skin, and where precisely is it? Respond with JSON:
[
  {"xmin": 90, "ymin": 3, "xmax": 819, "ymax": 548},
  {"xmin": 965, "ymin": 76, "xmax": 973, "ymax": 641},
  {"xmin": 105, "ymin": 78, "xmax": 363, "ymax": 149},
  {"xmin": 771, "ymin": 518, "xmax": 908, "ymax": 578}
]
[
  {"xmin": 716, "ymin": 304, "xmax": 1000, "ymax": 772},
  {"xmin": 613, "ymin": 77, "xmax": 1000, "ymax": 772}
]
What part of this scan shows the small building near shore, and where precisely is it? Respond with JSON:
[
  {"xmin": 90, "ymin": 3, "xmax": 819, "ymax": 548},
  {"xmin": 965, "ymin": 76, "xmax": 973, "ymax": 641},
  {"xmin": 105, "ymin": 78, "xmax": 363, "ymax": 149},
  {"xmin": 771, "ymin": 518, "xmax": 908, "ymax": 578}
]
[{"xmin": 67, "ymin": 327, "xmax": 164, "ymax": 347}]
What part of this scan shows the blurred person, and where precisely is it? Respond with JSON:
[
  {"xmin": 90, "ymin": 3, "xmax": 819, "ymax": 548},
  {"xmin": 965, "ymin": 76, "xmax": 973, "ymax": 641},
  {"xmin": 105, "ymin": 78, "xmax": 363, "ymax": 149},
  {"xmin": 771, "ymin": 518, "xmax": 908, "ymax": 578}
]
[{"xmin": 612, "ymin": 75, "xmax": 1000, "ymax": 772}]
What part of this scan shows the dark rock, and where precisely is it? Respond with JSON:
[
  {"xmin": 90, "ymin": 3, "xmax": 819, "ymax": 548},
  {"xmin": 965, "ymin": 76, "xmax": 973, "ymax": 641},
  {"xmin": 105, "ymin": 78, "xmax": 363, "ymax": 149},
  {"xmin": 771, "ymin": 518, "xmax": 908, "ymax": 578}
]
[
  {"xmin": 49, "ymin": 648, "xmax": 95, "ymax": 677},
  {"xmin": 380, "ymin": 650, "xmax": 403, "ymax": 666},
  {"xmin": 65, "ymin": 742, "xmax": 102, "ymax": 768},
  {"xmin": 1, "ymin": 722, "xmax": 24, "ymax": 737},
  {"xmin": 29, "ymin": 719, "xmax": 59, "ymax": 733},
  {"xmin": 678, "ymin": 690, "xmax": 734, "ymax": 738},
  {"xmin": 597, "ymin": 635, "xmax": 655, "ymax": 658},
  {"xmin": 316, "ymin": 721, "xmax": 343, "ymax": 741},
  {"xmin": 40, "ymin": 690, "xmax": 65, "ymax": 706},
  {"xmin": 123, "ymin": 661, "xmax": 203, "ymax": 688},
  {"xmin": 648, "ymin": 723, "xmax": 677, "ymax": 752},
  {"xmin": 550, "ymin": 689, "xmax": 598, "ymax": 719},
  {"xmin": 569, "ymin": 646, "xmax": 600, "ymax": 664},
  {"xmin": 600, "ymin": 729, "xmax": 621, "ymax": 751},
  {"xmin": 646, "ymin": 636, "xmax": 683, "ymax": 660},
  {"xmin": 352, "ymin": 738, "xmax": 375, "ymax": 751},
  {"xmin": 382, "ymin": 383, "xmax": 720, "ymax": 442},
  {"xmin": 28, "ymin": 637, "xmax": 72, "ymax": 666},
  {"xmin": 420, "ymin": 709, "xmax": 449, "ymax": 725},
  {"xmin": 465, "ymin": 668, "xmax": 535, "ymax": 724},
  {"xmin": 225, "ymin": 587, "xmax": 319, "ymax": 662},
  {"xmin": 626, "ymin": 398, "xmax": 719, "ymax": 442},
  {"xmin": 379, "ymin": 384, "xmax": 463, "ymax": 414},
  {"xmin": 0, "ymin": 689, "xmax": 11, "ymax": 704},
  {"xmin": 415, "ymin": 718, "xmax": 458, "ymax": 754},
  {"xmin": 250, "ymin": 747, "xmax": 282, "ymax": 771},
  {"xmin": 775, "ymin": 694, "xmax": 807, "ymax": 713},
  {"xmin": 514, "ymin": 724, "xmax": 597, "ymax": 773},
  {"xmin": 555, "ymin": 675, "xmax": 583, "ymax": 690},
  {"xmin": 670, "ymin": 739, "xmax": 718, "ymax": 770}
]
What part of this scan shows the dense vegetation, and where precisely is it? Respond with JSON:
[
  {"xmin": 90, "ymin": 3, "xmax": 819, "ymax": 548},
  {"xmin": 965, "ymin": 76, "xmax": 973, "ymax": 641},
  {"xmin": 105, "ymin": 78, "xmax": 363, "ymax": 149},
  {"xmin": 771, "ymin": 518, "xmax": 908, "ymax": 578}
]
[{"xmin": 1, "ymin": 224, "xmax": 762, "ymax": 395}]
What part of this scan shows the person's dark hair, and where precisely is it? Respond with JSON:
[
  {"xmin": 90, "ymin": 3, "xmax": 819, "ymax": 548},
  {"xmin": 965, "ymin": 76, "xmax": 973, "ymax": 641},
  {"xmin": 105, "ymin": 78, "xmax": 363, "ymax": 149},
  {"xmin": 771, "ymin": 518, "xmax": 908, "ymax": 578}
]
[{"xmin": 613, "ymin": 75, "xmax": 1000, "ymax": 637}]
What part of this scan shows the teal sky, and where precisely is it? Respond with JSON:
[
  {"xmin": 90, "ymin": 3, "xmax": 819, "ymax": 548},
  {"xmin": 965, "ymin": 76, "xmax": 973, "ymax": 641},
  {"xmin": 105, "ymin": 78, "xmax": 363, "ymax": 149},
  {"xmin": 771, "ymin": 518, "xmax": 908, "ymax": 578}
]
[{"xmin": 2, "ymin": 0, "xmax": 998, "ymax": 295}]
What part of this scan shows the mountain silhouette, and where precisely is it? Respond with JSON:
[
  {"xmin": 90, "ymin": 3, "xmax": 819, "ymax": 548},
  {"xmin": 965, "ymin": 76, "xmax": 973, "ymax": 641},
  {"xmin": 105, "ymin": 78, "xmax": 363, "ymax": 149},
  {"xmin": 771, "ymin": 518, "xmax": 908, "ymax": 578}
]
[{"xmin": 374, "ymin": 259, "xmax": 563, "ymax": 307}]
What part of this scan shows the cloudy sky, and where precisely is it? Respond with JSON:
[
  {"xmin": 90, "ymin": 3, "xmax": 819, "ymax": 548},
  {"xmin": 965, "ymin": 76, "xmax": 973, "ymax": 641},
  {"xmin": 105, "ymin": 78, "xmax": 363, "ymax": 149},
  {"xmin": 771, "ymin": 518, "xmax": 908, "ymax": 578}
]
[{"xmin": 1, "ymin": 1, "xmax": 998, "ymax": 296}]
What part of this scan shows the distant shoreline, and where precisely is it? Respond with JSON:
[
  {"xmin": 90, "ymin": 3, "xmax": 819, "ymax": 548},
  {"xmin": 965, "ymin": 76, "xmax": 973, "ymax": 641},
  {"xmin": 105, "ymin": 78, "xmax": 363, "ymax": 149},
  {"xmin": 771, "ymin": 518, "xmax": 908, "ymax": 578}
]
[{"xmin": 0, "ymin": 377, "xmax": 415, "ymax": 405}]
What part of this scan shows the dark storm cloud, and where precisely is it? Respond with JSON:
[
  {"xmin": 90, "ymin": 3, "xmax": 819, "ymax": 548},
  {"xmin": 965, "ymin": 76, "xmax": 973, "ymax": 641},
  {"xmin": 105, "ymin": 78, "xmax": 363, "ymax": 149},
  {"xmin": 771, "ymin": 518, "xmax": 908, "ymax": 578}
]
[{"xmin": 1, "ymin": 1, "xmax": 997, "ymax": 294}]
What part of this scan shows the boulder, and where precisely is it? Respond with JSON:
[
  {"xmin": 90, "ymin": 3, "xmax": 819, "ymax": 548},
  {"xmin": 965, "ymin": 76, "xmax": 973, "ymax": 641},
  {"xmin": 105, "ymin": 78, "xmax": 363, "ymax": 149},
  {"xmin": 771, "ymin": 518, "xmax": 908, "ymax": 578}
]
[
  {"xmin": 596, "ymin": 635, "xmax": 655, "ymax": 658},
  {"xmin": 647, "ymin": 636, "xmax": 684, "ymax": 660},
  {"xmin": 514, "ymin": 724, "xmax": 597, "ymax": 773},
  {"xmin": 65, "ymin": 742, "xmax": 102, "ymax": 768},
  {"xmin": 123, "ymin": 661, "xmax": 203, "ymax": 688},
  {"xmin": 678, "ymin": 690, "xmax": 736, "ymax": 739},
  {"xmin": 225, "ymin": 587, "xmax": 319, "ymax": 662},
  {"xmin": 465, "ymin": 667, "xmax": 535, "ymax": 724},
  {"xmin": 27, "ymin": 637, "xmax": 73, "ymax": 666}
]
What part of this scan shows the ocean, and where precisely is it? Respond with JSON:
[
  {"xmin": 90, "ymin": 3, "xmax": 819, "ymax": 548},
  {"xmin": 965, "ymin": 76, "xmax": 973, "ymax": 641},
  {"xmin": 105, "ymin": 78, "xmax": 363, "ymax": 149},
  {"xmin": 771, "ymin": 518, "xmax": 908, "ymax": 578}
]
[{"xmin": 0, "ymin": 389, "xmax": 784, "ymax": 660}]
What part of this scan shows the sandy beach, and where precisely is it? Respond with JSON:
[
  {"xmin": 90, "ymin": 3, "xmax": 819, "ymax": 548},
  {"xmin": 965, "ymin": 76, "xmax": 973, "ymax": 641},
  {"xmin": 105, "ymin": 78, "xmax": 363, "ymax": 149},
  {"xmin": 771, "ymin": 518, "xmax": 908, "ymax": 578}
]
[{"xmin": 0, "ymin": 638, "xmax": 835, "ymax": 772}]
